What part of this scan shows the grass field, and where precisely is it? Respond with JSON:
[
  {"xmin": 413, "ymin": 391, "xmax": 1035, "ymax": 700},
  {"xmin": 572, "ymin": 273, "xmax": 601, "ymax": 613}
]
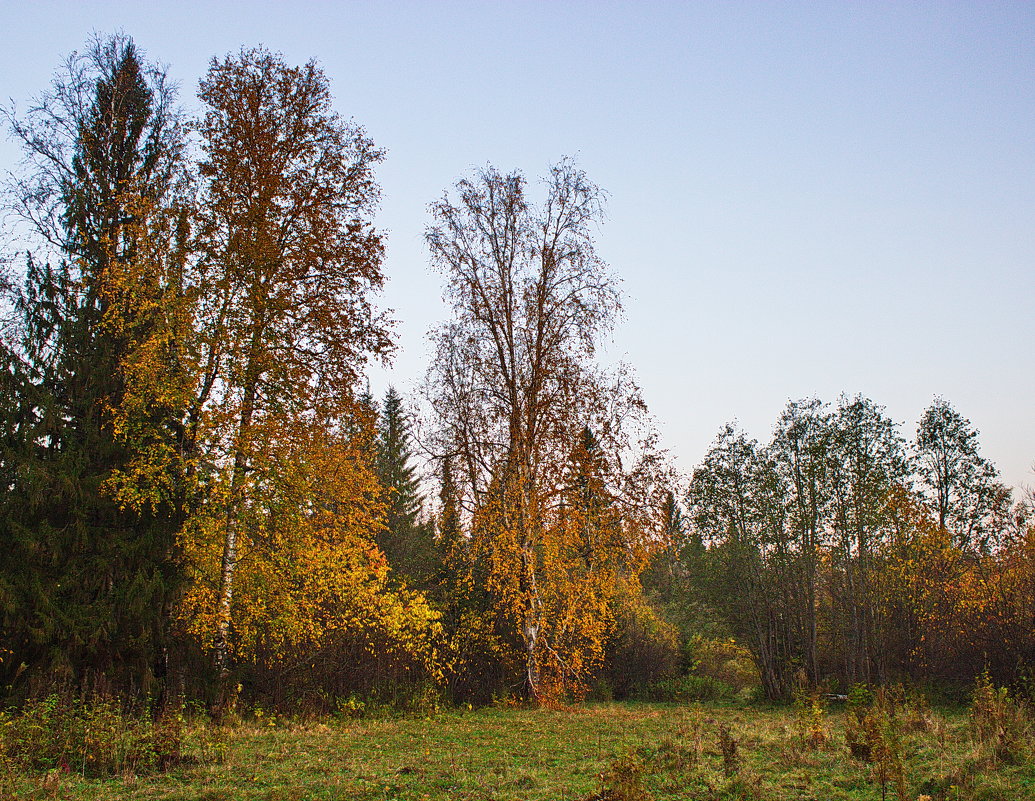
[{"xmin": 4, "ymin": 700, "xmax": 1034, "ymax": 800}]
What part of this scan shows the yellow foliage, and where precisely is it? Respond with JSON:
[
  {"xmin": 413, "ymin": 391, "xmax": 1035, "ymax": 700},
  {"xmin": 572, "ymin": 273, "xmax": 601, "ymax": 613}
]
[{"xmin": 176, "ymin": 423, "xmax": 442, "ymax": 678}]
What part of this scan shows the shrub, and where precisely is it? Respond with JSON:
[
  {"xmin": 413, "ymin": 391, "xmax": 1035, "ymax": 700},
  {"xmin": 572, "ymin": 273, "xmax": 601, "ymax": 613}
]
[
  {"xmin": 844, "ymin": 686, "xmax": 909, "ymax": 801},
  {"xmin": 0, "ymin": 696, "xmax": 186, "ymax": 778},
  {"xmin": 970, "ymin": 670, "xmax": 1031, "ymax": 765},
  {"xmin": 589, "ymin": 751, "xmax": 652, "ymax": 801},
  {"xmin": 603, "ymin": 592, "xmax": 680, "ymax": 699},
  {"xmin": 718, "ymin": 722, "xmax": 741, "ymax": 778},
  {"xmin": 792, "ymin": 687, "xmax": 827, "ymax": 749},
  {"xmin": 332, "ymin": 681, "xmax": 445, "ymax": 719},
  {"xmin": 684, "ymin": 637, "xmax": 759, "ymax": 692},
  {"xmin": 638, "ymin": 675, "xmax": 735, "ymax": 703}
]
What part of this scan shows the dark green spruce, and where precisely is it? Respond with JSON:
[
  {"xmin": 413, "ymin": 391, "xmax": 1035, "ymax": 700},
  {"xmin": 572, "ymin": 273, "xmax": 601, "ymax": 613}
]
[
  {"xmin": 0, "ymin": 35, "xmax": 190, "ymax": 698},
  {"xmin": 374, "ymin": 387, "xmax": 437, "ymax": 587}
]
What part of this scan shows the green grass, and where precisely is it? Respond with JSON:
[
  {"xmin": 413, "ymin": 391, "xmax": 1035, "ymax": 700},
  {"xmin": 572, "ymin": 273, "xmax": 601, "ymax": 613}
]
[{"xmin": 3, "ymin": 701, "xmax": 1034, "ymax": 800}]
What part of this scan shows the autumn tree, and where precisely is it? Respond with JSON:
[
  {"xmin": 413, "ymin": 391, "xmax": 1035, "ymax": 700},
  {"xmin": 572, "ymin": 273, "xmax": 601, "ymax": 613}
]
[
  {"xmin": 186, "ymin": 47, "xmax": 407, "ymax": 709},
  {"xmin": 915, "ymin": 398, "xmax": 1011, "ymax": 552},
  {"xmin": 0, "ymin": 33, "xmax": 192, "ymax": 695},
  {"xmin": 424, "ymin": 160, "xmax": 660, "ymax": 701}
]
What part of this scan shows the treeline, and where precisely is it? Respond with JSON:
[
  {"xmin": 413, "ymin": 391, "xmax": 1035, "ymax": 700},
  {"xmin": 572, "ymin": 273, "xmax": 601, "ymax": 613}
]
[
  {"xmin": 653, "ymin": 396, "xmax": 1034, "ymax": 700},
  {"xmin": 0, "ymin": 33, "xmax": 675, "ymax": 712},
  {"xmin": 1, "ymin": 34, "xmax": 1030, "ymax": 714}
]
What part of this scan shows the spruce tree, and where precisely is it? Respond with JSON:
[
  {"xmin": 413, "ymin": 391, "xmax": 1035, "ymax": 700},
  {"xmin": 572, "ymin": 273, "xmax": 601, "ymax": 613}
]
[
  {"xmin": 1, "ymin": 34, "xmax": 191, "ymax": 696},
  {"xmin": 437, "ymin": 455, "xmax": 464, "ymax": 562},
  {"xmin": 374, "ymin": 387, "xmax": 436, "ymax": 585}
]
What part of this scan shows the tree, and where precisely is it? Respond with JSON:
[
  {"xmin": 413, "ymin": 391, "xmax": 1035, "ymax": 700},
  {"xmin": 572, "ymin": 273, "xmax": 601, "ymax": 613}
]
[
  {"xmin": 824, "ymin": 395, "xmax": 911, "ymax": 685},
  {"xmin": 375, "ymin": 386, "xmax": 436, "ymax": 585},
  {"xmin": 687, "ymin": 397, "xmax": 917, "ymax": 696},
  {"xmin": 0, "ymin": 33, "xmax": 192, "ymax": 695},
  {"xmin": 767, "ymin": 398, "xmax": 830, "ymax": 685},
  {"xmin": 424, "ymin": 160, "xmax": 657, "ymax": 701},
  {"xmin": 437, "ymin": 456, "xmax": 464, "ymax": 562},
  {"xmin": 187, "ymin": 47, "xmax": 395, "ymax": 708},
  {"xmin": 915, "ymin": 398, "xmax": 1011, "ymax": 552},
  {"xmin": 688, "ymin": 424, "xmax": 795, "ymax": 698}
]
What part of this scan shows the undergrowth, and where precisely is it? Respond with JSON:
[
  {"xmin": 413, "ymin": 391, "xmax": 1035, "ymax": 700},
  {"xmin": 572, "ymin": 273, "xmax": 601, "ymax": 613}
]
[{"xmin": 0, "ymin": 695, "xmax": 228, "ymax": 779}]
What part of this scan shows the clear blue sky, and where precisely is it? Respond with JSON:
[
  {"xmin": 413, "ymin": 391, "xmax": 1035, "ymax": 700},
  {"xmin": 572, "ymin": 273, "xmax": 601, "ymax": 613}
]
[{"xmin": 2, "ymin": 1, "xmax": 1033, "ymax": 491}]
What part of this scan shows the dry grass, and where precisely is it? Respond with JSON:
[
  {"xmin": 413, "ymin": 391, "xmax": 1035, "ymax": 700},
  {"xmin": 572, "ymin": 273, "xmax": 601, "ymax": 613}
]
[{"xmin": 2, "ymin": 700, "xmax": 1033, "ymax": 800}]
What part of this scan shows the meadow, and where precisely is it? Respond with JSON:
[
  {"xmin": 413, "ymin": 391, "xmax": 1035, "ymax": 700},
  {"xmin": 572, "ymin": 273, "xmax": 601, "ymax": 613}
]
[{"xmin": 4, "ymin": 694, "xmax": 1034, "ymax": 801}]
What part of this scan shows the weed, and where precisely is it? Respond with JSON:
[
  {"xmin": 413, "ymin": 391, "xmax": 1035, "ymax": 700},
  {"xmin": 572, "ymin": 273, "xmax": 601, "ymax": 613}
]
[
  {"xmin": 589, "ymin": 751, "xmax": 651, "ymax": 801},
  {"xmin": 638, "ymin": 675, "xmax": 735, "ymax": 703},
  {"xmin": 0, "ymin": 695, "xmax": 185, "ymax": 777},
  {"xmin": 2, "ymin": 699, "xmax": 1034, "ymax": 800},
  {"xmin": 845, "ymin": 687, "xmax": 910, "ymax": 801},
  {"xmin": 845, "ymin": 688, "xmax": 872, "ymax": 761},
  {"xmin": 332, "ymin": 681, "xmax": 445, "ymax": 719},
  {"xmin": 718, "ymin": 722, "xmax": 741, "ymax": 778},
  {"xmin": 792, "ymin": 686, "xmax": 827, "ymax": 750},
  {"xmin": 970, "ymin": 670, "xmax": 1030, "ymax": 765},
  {"xmin": 903, "ymin": 687, "xmax": 932, "ymax": 733}
]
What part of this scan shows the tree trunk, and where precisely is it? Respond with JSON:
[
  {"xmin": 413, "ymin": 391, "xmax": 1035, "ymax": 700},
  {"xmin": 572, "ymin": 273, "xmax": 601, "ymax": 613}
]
[{"xmin": 211, "ymin": 376, "xmax": 257, "ymax": 716}]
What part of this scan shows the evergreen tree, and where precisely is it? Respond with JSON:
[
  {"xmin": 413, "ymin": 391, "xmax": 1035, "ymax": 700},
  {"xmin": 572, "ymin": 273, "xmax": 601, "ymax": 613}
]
[
  {"xmin": 374, "ymin": 386, "xmax": 436, "ymax": 585},
  {"xmin": 0, "ymin": 34, "xmax": 191, "ymax": 696},
  {"xmin": 437, "ymin": 455, "xmax": 464, "ymax": 562}
]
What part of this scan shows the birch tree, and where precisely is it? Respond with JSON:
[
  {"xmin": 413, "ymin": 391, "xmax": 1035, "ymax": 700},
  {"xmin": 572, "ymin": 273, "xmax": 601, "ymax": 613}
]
[
  {"xmin": 425, "ymin": 160, "xmax": 658, "ymax": 700},
  {"xmin": 189, "ymin": 48, "xmax": 394, "ymax": 708}
]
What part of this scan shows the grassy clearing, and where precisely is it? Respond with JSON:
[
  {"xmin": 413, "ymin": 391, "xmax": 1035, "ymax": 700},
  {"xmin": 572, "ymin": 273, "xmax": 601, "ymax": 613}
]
[{"xmin": 3, "ymin": 700, "xmax": 1034, "ymax": 800}]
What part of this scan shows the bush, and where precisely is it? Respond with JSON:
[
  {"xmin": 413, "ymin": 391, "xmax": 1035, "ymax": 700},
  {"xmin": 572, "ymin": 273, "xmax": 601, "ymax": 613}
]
[
  {"xmin": 603, "ymin": 592, "xmax": 680, "ymax": 699},
  {"xmin": 793, "ymin": 687, "xmax": 827, "ymax": 749},
  {"xmin": 0, "ymin": 695, "xmax": 187, "ymax": 778},
  {"xmin": 843, "ymin": 686, "xmax": 909, "ymax": 801},
  {"xmin": 589, "ymin": 751, "xmax": 651, "ymax": 801},
  {"xmin": 683, "ymin": 636, "xmax": 759, "ymax": 692},
  {"xmin": 637, "ymin": 674, "xmax": 735, "ymax": 703},
  {"xmin": 332, "ymin": 681, "xmax": 445, "ymax": 719},
  {"xmin": 970, "ymin": 670, "xmax": 1031, "ymax": 765}
]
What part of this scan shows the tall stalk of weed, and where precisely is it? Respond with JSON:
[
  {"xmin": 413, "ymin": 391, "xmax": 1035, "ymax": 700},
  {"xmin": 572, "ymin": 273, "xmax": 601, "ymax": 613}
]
[
  {"xmin": 970, "ymin": 670, "xmax": 1031, "ymax": 766},
  {"xmin": 591, "ymin": 751, "xmax": 652, "ymax": 801},
  {"xmin": 844, "ymin": 685, "xmax": 909, "ymax": 801},
  {"xmin": 718, "ymin": 722, "xmax": 741, "ymax": 779}
]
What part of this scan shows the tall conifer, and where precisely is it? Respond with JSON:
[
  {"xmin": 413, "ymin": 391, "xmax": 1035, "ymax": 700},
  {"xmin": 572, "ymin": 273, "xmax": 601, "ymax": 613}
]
[
  {"xmin": 375, "ymin": 386, "xmax": 436, "ymax": 585},
  {"xmin": 1, "ymin": 34, "xmax": 191, "ymax": 695}
]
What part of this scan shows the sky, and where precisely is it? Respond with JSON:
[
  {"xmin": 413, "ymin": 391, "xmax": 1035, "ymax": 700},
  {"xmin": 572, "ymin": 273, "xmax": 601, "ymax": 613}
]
[{"xmin": 2, "ymin": 1, "xmax": 1032, "ymax": 492}]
